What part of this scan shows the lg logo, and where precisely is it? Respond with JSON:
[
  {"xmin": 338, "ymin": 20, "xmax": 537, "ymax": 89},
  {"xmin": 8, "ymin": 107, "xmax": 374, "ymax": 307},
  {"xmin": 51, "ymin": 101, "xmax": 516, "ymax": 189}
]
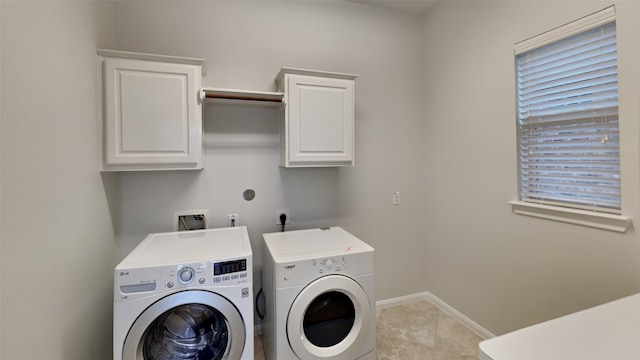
[{"xmin": 120, "ymin": 271, "xmax": 130, "ymax": 276}]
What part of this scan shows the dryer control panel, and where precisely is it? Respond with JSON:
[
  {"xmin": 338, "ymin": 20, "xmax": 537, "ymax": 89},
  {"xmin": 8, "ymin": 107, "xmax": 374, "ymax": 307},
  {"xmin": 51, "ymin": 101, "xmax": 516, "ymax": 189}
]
[
  {"xmin": 313, "ymin": 257, "xmax": 347, "ymax": 274},
  {"xmin": 274, "ymin": 249, "xmax": 373, "ymax": 288}
]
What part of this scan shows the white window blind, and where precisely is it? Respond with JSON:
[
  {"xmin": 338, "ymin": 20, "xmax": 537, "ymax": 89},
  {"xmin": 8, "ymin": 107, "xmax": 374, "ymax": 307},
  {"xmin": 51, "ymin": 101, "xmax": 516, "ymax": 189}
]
[{"xmin": 515, "ymin": 9, "xmax": 620, "ymax": 213}]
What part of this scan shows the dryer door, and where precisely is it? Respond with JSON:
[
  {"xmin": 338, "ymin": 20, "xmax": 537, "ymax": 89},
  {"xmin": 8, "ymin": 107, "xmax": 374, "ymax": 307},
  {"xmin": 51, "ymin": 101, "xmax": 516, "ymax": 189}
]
[
  {"xmin": 122, "ymin": 290, "xmax": 246, "ymax": 360},
  {"xmin": 287, "ymin": 275, "xmax": 372, "ymax": 359}
]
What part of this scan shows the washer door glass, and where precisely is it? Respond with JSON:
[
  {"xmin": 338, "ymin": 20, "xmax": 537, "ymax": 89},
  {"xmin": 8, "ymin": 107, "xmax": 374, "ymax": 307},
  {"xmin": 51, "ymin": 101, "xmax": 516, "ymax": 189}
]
[
  {"xmin": 122, "ymin": 290, "xmax": 245, "ymax": 360},
  {"xmin": 303, "ymin": 291, "xmax": 355, "ymax": 347},
  {"xmin": 143, "ymin": 303, "xmax": 228, "ymax": 360}
]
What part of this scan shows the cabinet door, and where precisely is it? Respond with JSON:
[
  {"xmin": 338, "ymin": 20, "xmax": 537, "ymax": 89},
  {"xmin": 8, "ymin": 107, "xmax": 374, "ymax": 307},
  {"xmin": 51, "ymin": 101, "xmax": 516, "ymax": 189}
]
[
  {"xmin": 103, "ymin": 58, "xmax": 202, "ymax": 170},
  {"xmin": 285, "ymin": 74, "xmax": 354, "ymax": 167}
]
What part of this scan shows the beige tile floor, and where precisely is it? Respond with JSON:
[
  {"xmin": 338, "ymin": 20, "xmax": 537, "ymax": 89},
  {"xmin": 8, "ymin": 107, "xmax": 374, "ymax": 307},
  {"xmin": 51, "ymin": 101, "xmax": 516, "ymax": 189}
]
[{"xmin": 254, "ymin": 298, "xmax": 484, "ymax": 360}]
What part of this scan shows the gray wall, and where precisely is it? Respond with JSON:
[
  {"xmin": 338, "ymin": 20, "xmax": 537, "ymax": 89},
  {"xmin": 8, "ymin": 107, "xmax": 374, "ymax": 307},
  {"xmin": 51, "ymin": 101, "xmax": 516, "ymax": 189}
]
[
  {"xmin": 1, "ymin": 1, "xmax": 117, "ymax": 359},
  {"xmin": 421, "ymin": 0, "xmax": 640, "ymax": 335},
  {"xmin": 111, "ymin": 1, "xmax": 428, "ymax": 303},
  {"xmin": 1, "ymin": 1, "xmax": 426, "ymax": 359},
  {"xmin": 2, "ymin": 1, "xmax": 640, "ymax": 359}
]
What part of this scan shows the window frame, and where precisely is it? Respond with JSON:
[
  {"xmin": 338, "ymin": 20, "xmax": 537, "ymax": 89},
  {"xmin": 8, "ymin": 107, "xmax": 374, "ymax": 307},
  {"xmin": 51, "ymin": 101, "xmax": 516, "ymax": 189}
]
[{"xmin": 510, "ymin": 6, "xmax": 631, "ymax": 232}]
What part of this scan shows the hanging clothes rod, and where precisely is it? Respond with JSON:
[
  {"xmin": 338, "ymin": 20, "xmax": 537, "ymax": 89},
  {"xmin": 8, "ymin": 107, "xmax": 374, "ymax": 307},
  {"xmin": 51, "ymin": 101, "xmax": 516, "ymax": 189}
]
[{"xmin": 201, "ymin": 88, "xmax": 284, "ymax": 103}]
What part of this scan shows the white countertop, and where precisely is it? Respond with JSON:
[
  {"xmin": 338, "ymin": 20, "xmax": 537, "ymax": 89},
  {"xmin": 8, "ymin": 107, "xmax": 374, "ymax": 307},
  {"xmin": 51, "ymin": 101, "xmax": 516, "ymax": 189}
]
[{"xmin": 479, "ymin": 293, "xmax": 640, "ymax": 360}]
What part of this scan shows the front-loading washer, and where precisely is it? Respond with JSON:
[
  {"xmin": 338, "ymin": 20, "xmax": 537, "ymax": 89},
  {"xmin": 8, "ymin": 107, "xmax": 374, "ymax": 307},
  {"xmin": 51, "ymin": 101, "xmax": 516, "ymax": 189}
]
[
  {"xmin": 113, "ymin": 226, "xmax": 254, "ymax": 360},
  {"xmin": 262, "ymin": 227, "xmax": 375, "ymax": 360}
]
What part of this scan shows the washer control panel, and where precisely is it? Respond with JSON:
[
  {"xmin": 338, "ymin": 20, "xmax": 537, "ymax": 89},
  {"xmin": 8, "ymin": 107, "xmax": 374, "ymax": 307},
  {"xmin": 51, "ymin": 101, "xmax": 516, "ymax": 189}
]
[
  {"xmin": 163, "ymin": 258, "xmax": 249, "ymax": 290},
  {"xmin": 178, "ymin": 267, "xmax": 195, "ymax": 284},
  {"xmin": 213, "ymin": 259, "xmax": 248, "ymax": 284}
]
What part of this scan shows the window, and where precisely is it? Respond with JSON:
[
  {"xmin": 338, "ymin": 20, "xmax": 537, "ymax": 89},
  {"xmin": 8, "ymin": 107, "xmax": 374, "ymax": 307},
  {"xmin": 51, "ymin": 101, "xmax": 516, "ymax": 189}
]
[{"xmin": 515, "ymin": 7, "xmax": 620, "ymax": 214}]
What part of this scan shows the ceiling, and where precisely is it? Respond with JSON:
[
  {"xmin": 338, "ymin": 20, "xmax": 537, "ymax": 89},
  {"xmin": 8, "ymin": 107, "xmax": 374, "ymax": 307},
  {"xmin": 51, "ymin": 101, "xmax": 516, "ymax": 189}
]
[{"xmin": 351, "ymin": 0, "xmax": 440, "ymax": 15}]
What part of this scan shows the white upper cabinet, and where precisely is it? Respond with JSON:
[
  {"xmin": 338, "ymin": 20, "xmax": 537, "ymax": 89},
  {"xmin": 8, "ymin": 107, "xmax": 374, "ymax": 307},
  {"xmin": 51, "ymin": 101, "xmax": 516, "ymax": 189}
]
[
  {"xmin": 276, "ymin": 68, "xmax": 357, "ymax": 167},
  {"xmin": 98, "ymin": 50, "xmax": 205, "ymax": 171}
]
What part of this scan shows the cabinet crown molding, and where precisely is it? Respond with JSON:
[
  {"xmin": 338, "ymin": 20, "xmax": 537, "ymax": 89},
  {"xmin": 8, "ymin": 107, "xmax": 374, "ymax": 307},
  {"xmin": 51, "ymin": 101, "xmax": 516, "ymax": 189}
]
[
  {"xmin": 97, "ymin": 49, "xmax": 206, "ymax": 75},
  {"xmin": 276, "ymin": 67, "xmax": 358, "ymax": 81}
]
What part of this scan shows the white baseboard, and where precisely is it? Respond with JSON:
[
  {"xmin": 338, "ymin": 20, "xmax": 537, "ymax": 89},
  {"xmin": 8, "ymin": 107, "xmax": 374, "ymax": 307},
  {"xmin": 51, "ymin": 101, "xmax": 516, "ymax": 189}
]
[
  {"xmin": 377, "ymin": 291, "xmax": 495, "ymax": 340},
  {"xmin": 376, "ymin": 292, "xmax": 430, "ymax": 309}
]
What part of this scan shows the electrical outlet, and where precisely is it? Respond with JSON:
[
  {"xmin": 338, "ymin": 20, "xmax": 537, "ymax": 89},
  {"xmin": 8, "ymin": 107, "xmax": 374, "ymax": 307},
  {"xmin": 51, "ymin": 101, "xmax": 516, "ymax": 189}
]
[
  {"xmin": 393, "ymin": 191, "xmax": 401, "ymax": 205},
  {"xmin": 173, "ymin": 209, "xmax": 209, "ymax": 231},
  {"xmin": 227, "ymin": 214, "xmax": 239, "ymax": 227},
  {"xmin": 276, "ymin": 210, "xmax": 290, "ymax": 225}
]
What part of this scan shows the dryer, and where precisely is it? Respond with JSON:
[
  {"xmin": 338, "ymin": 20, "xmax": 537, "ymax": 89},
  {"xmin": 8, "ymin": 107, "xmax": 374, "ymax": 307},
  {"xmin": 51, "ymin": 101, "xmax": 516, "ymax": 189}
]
[
  {"xmin": 114, "ymin": 226, "xmax": 253, "ymax": 360},
  {"xmin": 262, "ymin": 227, "xmax": 375, "ymax": 360}
]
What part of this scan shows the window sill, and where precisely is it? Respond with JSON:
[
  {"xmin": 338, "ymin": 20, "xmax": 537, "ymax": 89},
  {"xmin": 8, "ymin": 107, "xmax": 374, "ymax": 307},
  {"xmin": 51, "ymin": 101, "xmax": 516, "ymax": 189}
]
[{"xmin": 509, "ymin": 201, "xmax": 632, "ymax": 233}]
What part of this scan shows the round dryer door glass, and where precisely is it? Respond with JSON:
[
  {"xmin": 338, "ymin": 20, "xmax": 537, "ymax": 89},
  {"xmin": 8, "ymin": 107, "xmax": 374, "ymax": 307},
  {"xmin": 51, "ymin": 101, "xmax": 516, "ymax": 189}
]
[
  {"xmin": 142, "ymin": 303, "xmax": 230, "ymax": 360},
  {"xmin": 303, "ymin": 291, "xmax": 356, "ymax": 347},
  {"xmin": 287, "ymin": 275, "xmax": 372, "ymax": 359}
]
